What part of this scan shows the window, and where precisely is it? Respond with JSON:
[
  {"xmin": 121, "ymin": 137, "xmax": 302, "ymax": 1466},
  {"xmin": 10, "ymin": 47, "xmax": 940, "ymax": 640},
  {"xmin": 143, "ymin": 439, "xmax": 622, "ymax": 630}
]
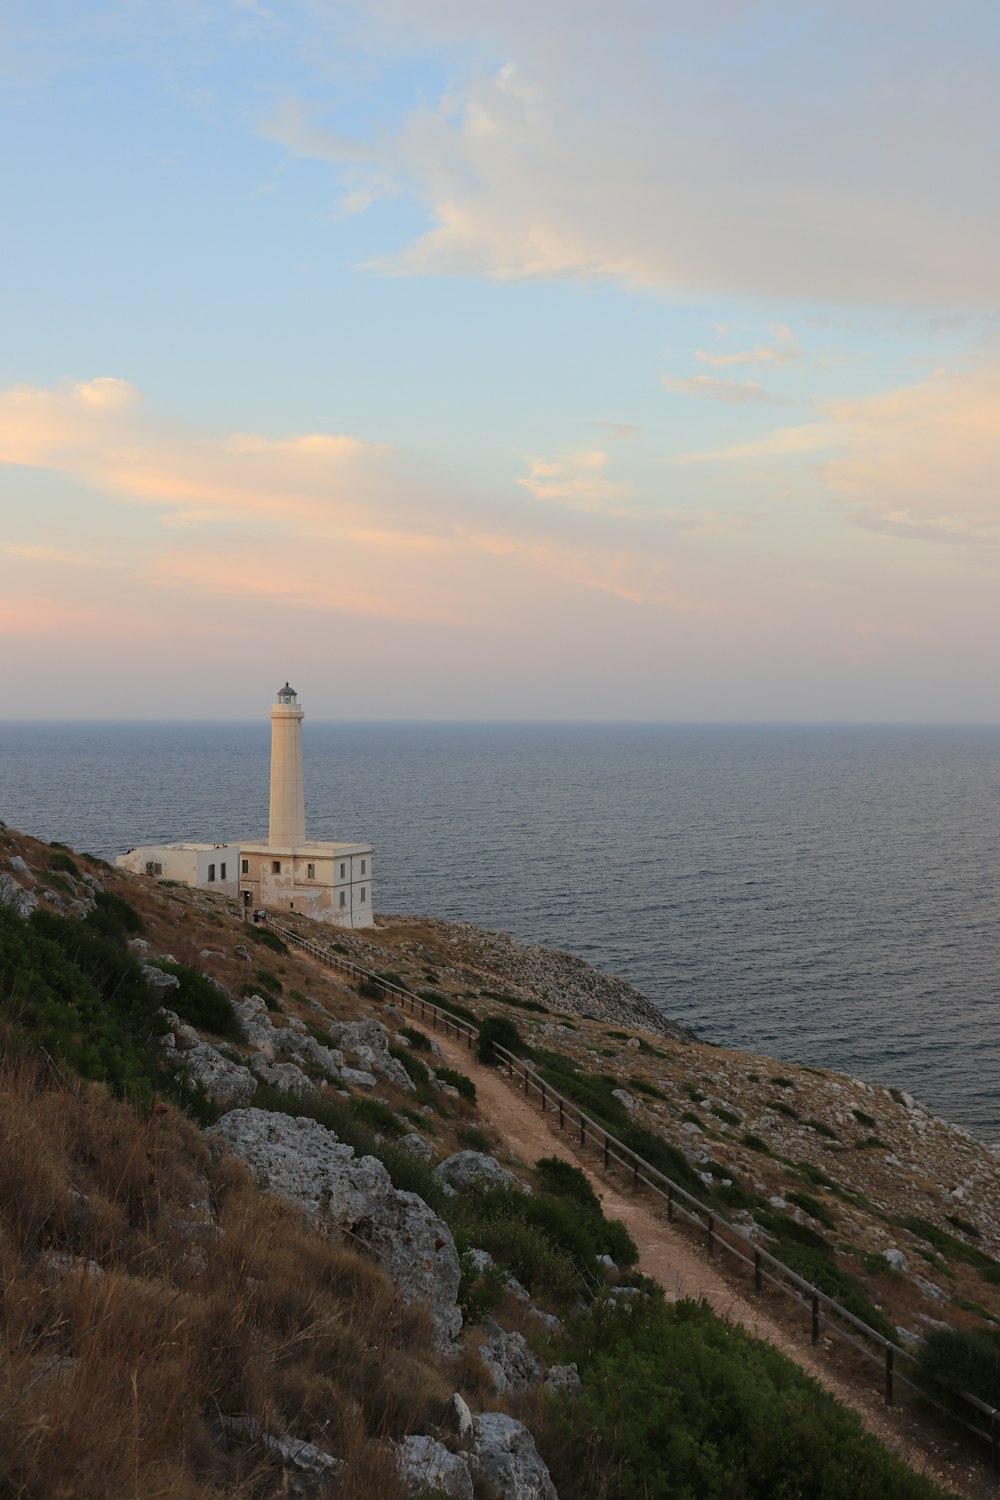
[
  {"xmin": 307, "ymin": 862, "xmax": 315, "ymax": 879},
  {"xmin": 207, "ymin": 864, "xmax": 216, "ymax": 882},
  {"xmin": 153, "ymin": 863, "xmax": 162, "ymax": 876},
  {"xmin": 360, "ymin": 859, "xmax": 366, "ymax": 875},
  {"xmin": 146, "ymin": 861, "xmax": 163, "ymax": 876},
  {"xmin": 241, "ymin": 859, "xmax": 249, "ymax": 875},
  {"xmin": 272, "ymin": 860, "xmax": 281, "ymax": 874},
  {"xmin": 220, "ymin": 863, "xmax": 226, "ymax": 880},
  {"xmin": 339, "ymin": 862, "xmax": 345, "ymax": 879},
  {"xmin": 360, "ymin": 886, "xmax": 366, "ymax": 903},
  {"xmin": 339, "ymin": 891, "xmax": 346, "ymax": 908}
]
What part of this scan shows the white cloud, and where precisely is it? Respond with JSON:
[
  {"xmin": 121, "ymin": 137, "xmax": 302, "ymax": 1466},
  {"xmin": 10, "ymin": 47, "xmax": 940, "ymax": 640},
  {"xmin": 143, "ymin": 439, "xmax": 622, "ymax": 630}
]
[
  {"xmin": 662, "ymin": 374, "xmax": 771, "ymax": 405},
  {"xmin": 695, "ymin": 325, "xmax": 801, "ymax": 370},
  {"xmin": 270, "ymin": 3, "xmax": 1000, "ymax": 303}
]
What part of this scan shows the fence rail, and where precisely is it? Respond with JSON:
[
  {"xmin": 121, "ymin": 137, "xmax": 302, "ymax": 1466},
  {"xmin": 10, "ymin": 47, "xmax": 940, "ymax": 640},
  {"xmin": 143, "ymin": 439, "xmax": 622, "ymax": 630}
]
[{"xmin": 262, "ymin": 911, "xmax": 1000, "ymax": 1476}]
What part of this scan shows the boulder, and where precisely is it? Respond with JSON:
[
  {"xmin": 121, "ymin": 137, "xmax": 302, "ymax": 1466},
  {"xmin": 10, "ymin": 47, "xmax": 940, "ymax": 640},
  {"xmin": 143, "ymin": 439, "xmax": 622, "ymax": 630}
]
[
  {"xmin": 433, "ymin": 1151, "xmax": 528, "ymax": 1197},
  {"xmin": 168, "ymin": 1037, "xmax": 256, "ymax": 1106},
  {"xmin": 8, "ymin": 855, "xmax": 33, "ymax": 879},
  {"xmin": 397, "ymin": 1435, "xmax": 473, "ymax": 1500},
  {"xmin": 207, "ymin": 1109, "xmax": 462, "ymax": 1345},
  {"xmin": 882, "ymin": 1247, "xmax": 909, "ymax": 1273},
  {"xmin": 469, "ymin": 1413, "xmax": 557, "ymax": 1500},
  {"xmin": 326, "ymin": 1018, "xmax": 415, "ymax": 1092},
  {"xmin": 443, "ymin": 1392, "xmax": 474, "ymax": 1443},
  {"xmin": 340, "ymin": 1067, "xmax": 377, "ymax": 1090},
  {"xmin": 0, "ymin": 874, "xmax": 38, "ymax": 919},
  {"xmin": 399, "ymin": 1133, "xmax": 435, "ymax": 1161},
  {"xmin": 544, "ymin": 1362, "xmax": 582, "ymax": 1398},
  {"xmin": 221, "ymin": 1417, "xmax": 342, "ymax": 1498}
]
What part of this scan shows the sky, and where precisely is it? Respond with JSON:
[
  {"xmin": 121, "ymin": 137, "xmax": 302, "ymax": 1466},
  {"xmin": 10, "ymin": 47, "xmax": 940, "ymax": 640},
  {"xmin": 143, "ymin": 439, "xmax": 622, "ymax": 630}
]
[{"xmin": 1, "ymin": 1, "xmax": 998, "ymax": 721}]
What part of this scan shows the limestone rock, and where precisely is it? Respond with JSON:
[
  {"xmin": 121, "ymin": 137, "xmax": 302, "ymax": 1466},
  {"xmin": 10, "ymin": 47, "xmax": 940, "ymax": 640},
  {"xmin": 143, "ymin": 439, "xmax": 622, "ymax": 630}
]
[
  {"xmin": 611, "ymin": 1089, "xmax": 639, "ymax": 1114},
  {"xmin": 340, "ymin": 1066, "xmax": 377, "ymax": 1090},
  {"xmin": 544, "ymin": 1362, "xmax": 582, "ymax": 1398},
  {"xmin": 0, "ymin": 874, "xmax": 38, "ymax": 919},
  {"xmin": 397, "ymin": 1435, "xmax": 473, "ymax": 1500},
  {"xmin": 469, "ymin": 1413, "xmax": 557, "ymax": 1500},
  {"xmin": 326, "ymin": 1018, "xmax": 415, "ymax": 1092},
  {"xmin": 142, "ymin": 963, "xmax": 181, "ymax": 998},
  {"xmin": 222, "ymin": 1417, "xmax": 342, "ymax": 1497},
  {"xmin": 251, "ymin": 1058, "xmax": 316, "ymax": 1096},
  {"xmin": 207, "ymin": 1109, "xmax": 461, "ymax": 1344},
  {"xmin": 480, "ymin": 1322, "xmax": 541, "ymax": 1395},
  {"xmin": 443, "ymin": 1392, "xmax": 474, "ymax": 1443},
  {"xmin": 433, "ymin": 1151, "xmax": 528, "ymax": 1197},
  {"xmin": 399, "ymin": 1133, "xmax": 435, "ymax": 1160},
  {"xmin": 172, "ymin": 1038, "xmax": 256, "ymax": 1105},
  {"xmin": 8, "ymin": 855, "xmax": 33, "ymax": 878},
  {"xmin": 883, "ymin": 1247, "xmax": 909, "ymax": 1273}
]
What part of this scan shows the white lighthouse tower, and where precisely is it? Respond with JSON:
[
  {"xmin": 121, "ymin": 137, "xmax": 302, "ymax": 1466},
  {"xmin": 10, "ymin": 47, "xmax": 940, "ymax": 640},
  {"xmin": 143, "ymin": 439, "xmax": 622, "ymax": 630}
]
[{"xmin": 268, "ymin": 682, "xmax": 306, "ymax": 847}]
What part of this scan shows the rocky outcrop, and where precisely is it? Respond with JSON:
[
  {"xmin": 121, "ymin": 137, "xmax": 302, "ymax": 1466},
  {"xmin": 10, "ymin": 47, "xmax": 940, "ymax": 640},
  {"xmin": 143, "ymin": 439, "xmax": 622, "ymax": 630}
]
[
  {"xmin": 221, "ymin": 1417, "xmax": 342, "ymax": 1497},
  {"xmin": 397, "ymin": 1435, "xmax": 473, "ymax": 1499},
  {"xmin": 207, "ymin": 1109, "xmax": 462, "ymax": 1345},
  {"xmin": 469, "ymin": 1413, "xmax": 557, "ymax": 1500},
  {"xmin": 325, "ymin": 1018, "xmax": 415, "ymax": 1093},
  {"xmin": 479, "ymin": 1320, "xmax": 541, "ymax": 1395},
  {"xmin": 433, "ymin": 1151, "xmax": 528, "ymax": 1197}
]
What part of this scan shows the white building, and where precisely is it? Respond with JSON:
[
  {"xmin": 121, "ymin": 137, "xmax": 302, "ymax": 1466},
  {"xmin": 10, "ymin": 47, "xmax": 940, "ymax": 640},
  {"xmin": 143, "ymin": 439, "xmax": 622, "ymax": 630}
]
[
  {"xmin": 116, "ymin": 683, "xmax": 375, "ymax": 929},
  {"xmin": 116, "ymin": 842, "xmax": 239, "ymax": 894}
]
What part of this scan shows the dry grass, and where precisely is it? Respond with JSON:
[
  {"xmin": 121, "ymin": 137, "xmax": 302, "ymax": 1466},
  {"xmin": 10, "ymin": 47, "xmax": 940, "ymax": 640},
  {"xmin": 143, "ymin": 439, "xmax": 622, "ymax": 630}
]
[{"xmin": 0, "ymin": 1055, "xmax": 457, "ymax": 1498}]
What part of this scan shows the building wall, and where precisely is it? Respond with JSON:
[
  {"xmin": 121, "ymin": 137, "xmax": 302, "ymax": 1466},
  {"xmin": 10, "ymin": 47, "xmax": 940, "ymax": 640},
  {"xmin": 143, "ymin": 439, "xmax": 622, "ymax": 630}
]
[
  {"xmin": 238, "ymin": 845, "xmax": 374, "ymax": 928},
  {"xmin": 115, "ymin": 844, "xmax": 240, "ymax": 896}
]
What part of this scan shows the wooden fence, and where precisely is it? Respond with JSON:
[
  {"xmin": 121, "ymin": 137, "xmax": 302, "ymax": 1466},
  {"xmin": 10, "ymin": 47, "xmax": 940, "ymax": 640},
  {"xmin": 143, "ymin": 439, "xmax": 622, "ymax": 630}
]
[{"xmin": 263, "ymin": 912, "xmax": 1000, "ymax": 1477}]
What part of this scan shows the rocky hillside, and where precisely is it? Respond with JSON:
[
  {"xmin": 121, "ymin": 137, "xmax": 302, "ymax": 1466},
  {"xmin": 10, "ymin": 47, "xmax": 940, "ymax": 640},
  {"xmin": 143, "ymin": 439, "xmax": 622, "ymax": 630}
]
[{"xmin": 0, "ymin": 822, "xmax": 985, "ymax": 1498}]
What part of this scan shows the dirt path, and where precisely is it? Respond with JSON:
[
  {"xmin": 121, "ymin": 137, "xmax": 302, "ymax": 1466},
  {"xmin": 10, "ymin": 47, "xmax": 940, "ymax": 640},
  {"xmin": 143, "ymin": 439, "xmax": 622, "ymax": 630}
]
[{"xmin": 428, "ymin": 1030, "xmax": 988, "ymax": 1498}]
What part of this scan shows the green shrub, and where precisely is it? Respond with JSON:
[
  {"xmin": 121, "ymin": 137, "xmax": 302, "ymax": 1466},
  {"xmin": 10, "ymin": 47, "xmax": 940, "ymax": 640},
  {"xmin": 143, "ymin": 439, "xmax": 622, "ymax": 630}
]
[
  {"xmin": 553, "ymin": 1294, "xmax": 943, "ymax": 1500},
  {"xmin": 254, "ymin": 967, "xmax": 283, "ymax": 995},
  {"xmin": 535, "ymin": 1155, "xmax": 638, "ymax": 1267},
  {"xmin": 401, "ymin": 1026, "xmax": 432, "ymax": 1051},
  {"xmin": 852, "ymin": 1107, "xmax": 878, "ymax": 1128},
  {"xmin": 481, "ymin": 988, "xmax": 549, "ymax": 1014},
  {"xmin": 350, "ymin": 1096, "xmax": 406, "ymax": 1138},
  {"xmin": 897, "ymin": 1215, "xmax": 1000, "ymax": 1277},
  {"xmin": 457, "ymin": 1125, "xmax": 491, "ymax": 1152},
  {"xmin": 48, "ymin": 851, "xmax": 81, "ymax": 877},
  {"xmin": 434, "ymin": 1066, "xmax": 477, "ymax": 1103},
  {"xmin": 148, "ymin": 960, "xmax": 244, "ymax": 1041},
  {"xmin": 741, "ymin": 1133, "xmax": 772, "ymax": 1155},
  {"xmin": 249, "ymin": 926, "xmax": 289, "ymax": 955},
  {"xmin": 772, "ymin": 1099, "xmax": 800, "ymax": 1119},
  {"xmin": 423, "ymin": 992, "xmax": 477, "ymax": 1025},
  {"xmin": 712, "ymin": 1104, "xmax": 742, "ymax": 1125},
  {"xmin": 945, "ymin": 1212, "xmax": 981, "ymax": 1239},
  {"xmin": 476, "ymin": 1014, "xmax": 528, "ymax": 1066},
  {"xmin": 628, "ymin": 1076, "xmax": 665, "ymax": 1099},
  {"xmin": 916, "ymin": 1326, "xmax": 1000, "ymax": 1432},
  {"xmin": 803, "ymin": 1117, "xmax": 838, "ymax": 1139},
  {"xmin": 358, "ymin": 978, "xmax": 383, "ymax": 999},
  {"xmin": 86, "ymin": 889, "xmax": 145, "ymax": 937},
  {"xmin": 769, "ymin": 1075, "xmax": 795, "ymax": 1088},
  {"xmin": 457, "ymin": 1248, "xmax": 507, "ymax": 1323},
  {"xmin": 289, "ymin": 988, "xmax": 306, "ymax": 1002},
  {"xmin": 786, "ymin": 1191, "xmax": 836, "ymax": 1230}
]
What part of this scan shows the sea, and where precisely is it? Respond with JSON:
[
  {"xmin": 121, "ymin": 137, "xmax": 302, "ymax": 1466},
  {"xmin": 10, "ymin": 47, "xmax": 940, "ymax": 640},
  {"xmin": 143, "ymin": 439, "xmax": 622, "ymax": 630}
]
[{"xmin": 2, "ymin": 721, "xmax": 999, "ymax": 1140}]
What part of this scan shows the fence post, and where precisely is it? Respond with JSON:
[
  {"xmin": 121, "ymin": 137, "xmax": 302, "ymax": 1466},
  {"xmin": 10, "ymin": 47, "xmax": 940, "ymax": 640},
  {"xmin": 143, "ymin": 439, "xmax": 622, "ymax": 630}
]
[
  {"xmin": 811, "ymin": 1294, "xmax": 820, "ymax": 1346},
  {"xmin": 541, "ymin": 1083, "xmax": 547, "ymax": 1113},
  {"xmin": 508, "ymin": 1055, "xmax": 514, "ymax": 1080},
  {"xmin": 706, "ymin": 1213, "xmax": 714, "ymax": 1257},
  {"xmin": 523, "ymin": 1068, "xmax": 528, "ymax": 1095},
  {"xmin": 667, "ymin": 1187, "xmax": 674, "ymax": 1222},
  {"xmin": 633, "ymin": 1157, "xmax": 639, "ymax": 1191},
  {"xmin": 579, "ymin": 1114, "xmax": 586, "ymax": 1148},
  {"xmin": 558, "ymin": 1099, "xmax": 565, "ymax": 1130},
  {"xmin": 754, "ymin": 1249, "xmax": 763, "ymax": 1296},
  {"xmin": 884, "ymin": 1345, "xmax": 894, "ymax": 1407}
]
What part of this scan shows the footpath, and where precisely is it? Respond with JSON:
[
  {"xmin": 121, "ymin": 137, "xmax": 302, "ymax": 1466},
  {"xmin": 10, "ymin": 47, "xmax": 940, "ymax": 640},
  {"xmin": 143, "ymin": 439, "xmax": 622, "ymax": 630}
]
[{"xmin": 429, "ymin": 1029, "xmax": 989, "ymax": 1500}]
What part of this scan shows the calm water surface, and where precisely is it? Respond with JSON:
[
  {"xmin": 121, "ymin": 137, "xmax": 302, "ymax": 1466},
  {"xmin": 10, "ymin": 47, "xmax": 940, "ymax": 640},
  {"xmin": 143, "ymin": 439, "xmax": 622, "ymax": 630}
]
[{"xmin": 2, "ymin": 722, "xmax": 999, "ymax": 1138}]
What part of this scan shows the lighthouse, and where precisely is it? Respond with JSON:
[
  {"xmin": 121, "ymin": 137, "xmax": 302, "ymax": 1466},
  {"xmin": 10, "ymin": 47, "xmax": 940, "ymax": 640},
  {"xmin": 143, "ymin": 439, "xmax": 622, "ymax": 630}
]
[
  {"xmin": 269, "ymin": 682, "xmax": 306, "ymax": 847},
  {"xmin": 116, "ymin": 683, "xmax": 375, "ymax": 928}
]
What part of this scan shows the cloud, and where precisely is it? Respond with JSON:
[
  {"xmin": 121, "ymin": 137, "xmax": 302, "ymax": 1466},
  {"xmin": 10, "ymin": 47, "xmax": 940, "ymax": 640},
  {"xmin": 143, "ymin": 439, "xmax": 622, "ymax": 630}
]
[
  {"xmin": 662, "ymin": 374, "xmax": 771, "ymax": 405},
  {"xmin": 695, "ymin": 325, "xmax": 801, "ymax": 370},
  {"xmin": 517, "ymin": 449, "xmax": 631, "ymax": 509},
  {"xmin": 585, "ymin": 420, "xmax": 640, "ymax": 441},
  {"xmin": 826, "ymin": 365, "xmax": 1000, "ymax": 545},
  {"xmin": 269, "ymin": 4, "xmax": 1000, "ymax": 303},
  {"xmin": 677, "ymin": 424, "xmax": 841, "ymax": 464},
  {"xmin": 0, "ymin": 377, "xmax": 710, "ymax": 635}
]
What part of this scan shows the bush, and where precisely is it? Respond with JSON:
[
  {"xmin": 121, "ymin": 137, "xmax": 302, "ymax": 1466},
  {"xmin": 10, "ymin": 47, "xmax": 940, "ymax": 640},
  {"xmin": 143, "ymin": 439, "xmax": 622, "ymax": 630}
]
[
  {"xmin": 148, "ymin": 960, "xmax": 244, "ymax": 1042},
  {"xmin": 916, "ymin": 1326, "xmax": 1000, "ymax": 1431},
  {"xmin": 433, "ymin": 1066, "xmax": 476, "ymax": 1103},
  {"xmin": 785, "ymin": 1191, "xmax": 836, "ymax": 1230},
  {"xmin": 86, "ymin": 889, "xmax": 145, "ymax": 937},
  {"xmin": 351, "ymin": 1097, "xmax": 406, "ymax": 1138},
  {"xmin": 423, "ymin": 992, "xmax": 477, "ymax": 1025},
  {"xmin": 389, "ymin": 1047, "xmax": 438, "ymax": 1107},
  {"xmin": 552, "ymin": 1294, "xmax": 945, "ymax": 1500},
  {"xmin": 254, "ymin": 968, "xmax": 283, "ymax": 995},
  {"xmin": 48, "ymin": 852, "xmax": 81, "ymax": 878},
  {"xmin": 457, "ymin": 1126, "xmax": 491, "ymax": 1152},
  {"xmin": 476, "ymin": 1014, "xmax": 527, "ymax": 1066},
  {"xmin": 249, "ymin": 926, "xmax": 288, "ymax": 955},
  {"xmin": 400, "ymin": 1026, "xmax": 432, "ymax": 1051}
]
